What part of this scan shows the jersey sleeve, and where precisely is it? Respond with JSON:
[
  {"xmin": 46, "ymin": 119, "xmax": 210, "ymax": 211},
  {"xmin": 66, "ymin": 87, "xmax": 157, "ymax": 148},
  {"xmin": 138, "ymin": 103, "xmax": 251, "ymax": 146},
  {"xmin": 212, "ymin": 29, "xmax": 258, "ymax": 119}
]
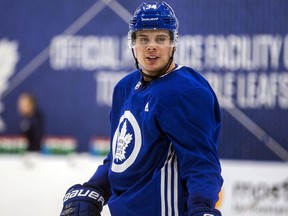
[
  {"xmin": 85, "ymin": 81, "xmax": 127, "ymax": 203},
  {"xmin": 158, "ymin": 86, "xmax": 223, "ymax": 212},
  {"xmin": 86, "ymin": 153, "xmax": 112, "ymax": 203}
]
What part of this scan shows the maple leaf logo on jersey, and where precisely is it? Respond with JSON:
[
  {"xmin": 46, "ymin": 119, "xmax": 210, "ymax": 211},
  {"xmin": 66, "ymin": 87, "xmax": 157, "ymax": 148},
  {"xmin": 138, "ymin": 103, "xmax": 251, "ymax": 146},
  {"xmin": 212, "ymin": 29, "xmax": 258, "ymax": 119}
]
[
  {"xmin": 115, "ymin": 120, "xmax": 133, "ymax": 162},
  {"xmin": 111, "ymin": 111, "xmax": 141, "ymax": 173}
]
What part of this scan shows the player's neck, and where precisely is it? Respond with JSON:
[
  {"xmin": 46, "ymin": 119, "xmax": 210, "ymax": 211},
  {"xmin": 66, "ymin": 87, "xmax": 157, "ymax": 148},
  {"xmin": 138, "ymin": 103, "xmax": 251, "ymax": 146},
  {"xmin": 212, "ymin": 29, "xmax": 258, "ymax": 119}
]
[{"xmin": 142, "ymin": 62, "xmax": 176, "ymax": 82}]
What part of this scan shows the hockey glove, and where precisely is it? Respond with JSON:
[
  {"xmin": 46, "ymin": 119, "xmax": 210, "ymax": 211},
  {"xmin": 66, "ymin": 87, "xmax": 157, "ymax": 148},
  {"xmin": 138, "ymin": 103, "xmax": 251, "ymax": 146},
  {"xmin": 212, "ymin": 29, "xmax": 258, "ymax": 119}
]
[
  {"xmin": 190, "ymin": 207, "xmax": 221, "ymax": 216},
  {"xmin": 60, "ymin": 183, "xmax": 105, "ymax": 216}
]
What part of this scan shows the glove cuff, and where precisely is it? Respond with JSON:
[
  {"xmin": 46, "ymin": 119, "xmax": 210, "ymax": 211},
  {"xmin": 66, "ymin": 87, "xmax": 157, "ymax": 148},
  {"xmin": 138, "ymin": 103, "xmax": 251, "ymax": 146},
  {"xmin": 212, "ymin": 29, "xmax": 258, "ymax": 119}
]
[{"xmin": 190, "ymin": 207, "xmax": 221, "ymax": 216}]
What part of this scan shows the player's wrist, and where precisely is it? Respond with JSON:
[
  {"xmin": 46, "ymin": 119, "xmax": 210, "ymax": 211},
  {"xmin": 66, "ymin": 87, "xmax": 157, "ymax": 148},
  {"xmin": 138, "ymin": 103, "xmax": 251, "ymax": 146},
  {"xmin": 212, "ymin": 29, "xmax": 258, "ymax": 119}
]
[{"xmin": 190, "ymin": 207, "xmax": 221, "ymax": 216}]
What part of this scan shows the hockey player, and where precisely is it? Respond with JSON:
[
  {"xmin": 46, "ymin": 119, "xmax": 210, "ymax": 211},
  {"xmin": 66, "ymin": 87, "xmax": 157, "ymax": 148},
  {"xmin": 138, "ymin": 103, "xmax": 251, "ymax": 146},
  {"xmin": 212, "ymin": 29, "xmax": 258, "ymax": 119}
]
[{"xmin": 60, "ymin": 2, "xmax": 223, "ymax": 216}]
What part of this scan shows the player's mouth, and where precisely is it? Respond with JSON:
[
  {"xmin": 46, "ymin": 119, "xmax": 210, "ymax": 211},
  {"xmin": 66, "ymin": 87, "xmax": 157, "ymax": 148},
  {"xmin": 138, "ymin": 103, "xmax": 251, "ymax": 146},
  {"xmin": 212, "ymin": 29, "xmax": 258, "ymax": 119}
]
[{"xmin": 146, "ymin": 55, "xmax": 159, "ymax": 63}]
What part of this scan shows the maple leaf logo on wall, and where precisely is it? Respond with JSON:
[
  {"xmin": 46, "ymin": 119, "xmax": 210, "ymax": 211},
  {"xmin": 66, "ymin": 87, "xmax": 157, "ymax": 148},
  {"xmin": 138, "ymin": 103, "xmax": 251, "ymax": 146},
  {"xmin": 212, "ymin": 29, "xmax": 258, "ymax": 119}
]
[{"xmin": 0, "ymin": 39, "xmax": 20, "ymax": 132}]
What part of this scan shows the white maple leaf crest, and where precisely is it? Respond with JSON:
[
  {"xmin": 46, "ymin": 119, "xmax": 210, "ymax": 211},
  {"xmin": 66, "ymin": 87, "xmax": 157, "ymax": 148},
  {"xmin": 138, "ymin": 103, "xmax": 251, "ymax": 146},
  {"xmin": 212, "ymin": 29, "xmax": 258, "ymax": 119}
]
[
  {"xmin": 0, "ymin": 39, "xmax": 19, "ymax": 132},
  {"xmin": 115, "ymin": 120, "xmax": 133, "ymax": 162}
]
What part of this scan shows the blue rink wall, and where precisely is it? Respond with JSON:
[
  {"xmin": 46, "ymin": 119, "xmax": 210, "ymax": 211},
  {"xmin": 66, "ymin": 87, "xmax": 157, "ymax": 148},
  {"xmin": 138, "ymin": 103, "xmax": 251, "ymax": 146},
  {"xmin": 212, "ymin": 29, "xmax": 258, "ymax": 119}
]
[{"xmin": 0, "ymin": 0, "xmax": 288, "ymax": 161}]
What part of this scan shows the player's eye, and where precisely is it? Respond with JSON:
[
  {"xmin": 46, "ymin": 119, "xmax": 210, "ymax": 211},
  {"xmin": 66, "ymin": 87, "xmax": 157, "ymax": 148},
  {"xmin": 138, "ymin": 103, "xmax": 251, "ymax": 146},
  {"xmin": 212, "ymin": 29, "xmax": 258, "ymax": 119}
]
[
  {"xmin": 155, "ymin": 36, "xmax": 169, "ymax": 44},
  {"xmin": 138, "ymin": 37, "xmax": 149, "ymax": 45}
]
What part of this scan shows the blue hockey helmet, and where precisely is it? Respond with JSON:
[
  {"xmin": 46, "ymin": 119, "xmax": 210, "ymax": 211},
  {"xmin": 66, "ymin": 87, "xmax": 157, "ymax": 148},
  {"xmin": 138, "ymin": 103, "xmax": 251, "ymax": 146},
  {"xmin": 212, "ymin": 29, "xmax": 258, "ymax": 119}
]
[{"xmin": 128, "ymin": 2, "xmax": 178, "ymax": 48}]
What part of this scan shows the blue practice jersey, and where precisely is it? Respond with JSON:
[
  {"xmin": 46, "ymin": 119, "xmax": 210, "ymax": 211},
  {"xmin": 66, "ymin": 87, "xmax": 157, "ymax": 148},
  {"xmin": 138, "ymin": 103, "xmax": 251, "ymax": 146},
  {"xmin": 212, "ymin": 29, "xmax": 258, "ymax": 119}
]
[{"xmin": 89, "ymin": 65, "xmax": 223, "ymax": 216}]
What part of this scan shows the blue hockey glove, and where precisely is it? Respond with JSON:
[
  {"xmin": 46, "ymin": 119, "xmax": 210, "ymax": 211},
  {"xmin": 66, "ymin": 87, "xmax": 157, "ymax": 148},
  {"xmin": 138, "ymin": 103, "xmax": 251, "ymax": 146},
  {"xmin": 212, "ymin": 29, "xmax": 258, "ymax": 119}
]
[
  {"xmin": 190, "ymin": 207, "xmax": 221, "ymax": 216},
  {"xmin": 60, "ymin": 183, "xmax": 105, "ymax": 216}
]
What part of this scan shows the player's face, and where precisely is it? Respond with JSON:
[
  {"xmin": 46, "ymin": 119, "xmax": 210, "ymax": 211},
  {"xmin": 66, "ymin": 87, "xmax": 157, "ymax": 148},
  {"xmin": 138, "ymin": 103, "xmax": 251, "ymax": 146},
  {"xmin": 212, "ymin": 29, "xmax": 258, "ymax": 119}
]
[{"xmin": 134, "ymin": 30, "xmax": 175, "ymax": 77}]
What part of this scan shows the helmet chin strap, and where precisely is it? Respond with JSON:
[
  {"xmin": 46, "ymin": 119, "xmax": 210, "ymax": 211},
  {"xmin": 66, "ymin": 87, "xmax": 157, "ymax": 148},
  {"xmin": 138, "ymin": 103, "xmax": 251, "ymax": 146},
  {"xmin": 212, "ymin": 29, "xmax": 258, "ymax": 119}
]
[{"xmin": 131, "ymin": 47, "xmax": 176, "ymax": 80}]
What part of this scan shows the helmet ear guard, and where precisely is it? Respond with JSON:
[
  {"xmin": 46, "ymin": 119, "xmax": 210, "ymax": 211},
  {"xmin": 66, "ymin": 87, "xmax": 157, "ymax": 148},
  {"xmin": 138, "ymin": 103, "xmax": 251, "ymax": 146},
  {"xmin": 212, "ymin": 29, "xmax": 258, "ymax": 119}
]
[{"xmin": 128, "ymin": 31, "xmax": 137, "ymax": 49}]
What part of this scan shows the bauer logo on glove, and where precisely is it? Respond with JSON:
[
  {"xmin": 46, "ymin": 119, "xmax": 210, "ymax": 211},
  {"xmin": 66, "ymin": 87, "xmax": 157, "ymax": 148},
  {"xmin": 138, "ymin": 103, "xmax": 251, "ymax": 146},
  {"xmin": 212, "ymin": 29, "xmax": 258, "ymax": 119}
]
[
  {"xmin": 63, "ymin": 186, "xmax": 105, "ymax": 205},
  {"xmin": 60, "ymin": 184, "xmax": 104, "ymax": 216}
]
